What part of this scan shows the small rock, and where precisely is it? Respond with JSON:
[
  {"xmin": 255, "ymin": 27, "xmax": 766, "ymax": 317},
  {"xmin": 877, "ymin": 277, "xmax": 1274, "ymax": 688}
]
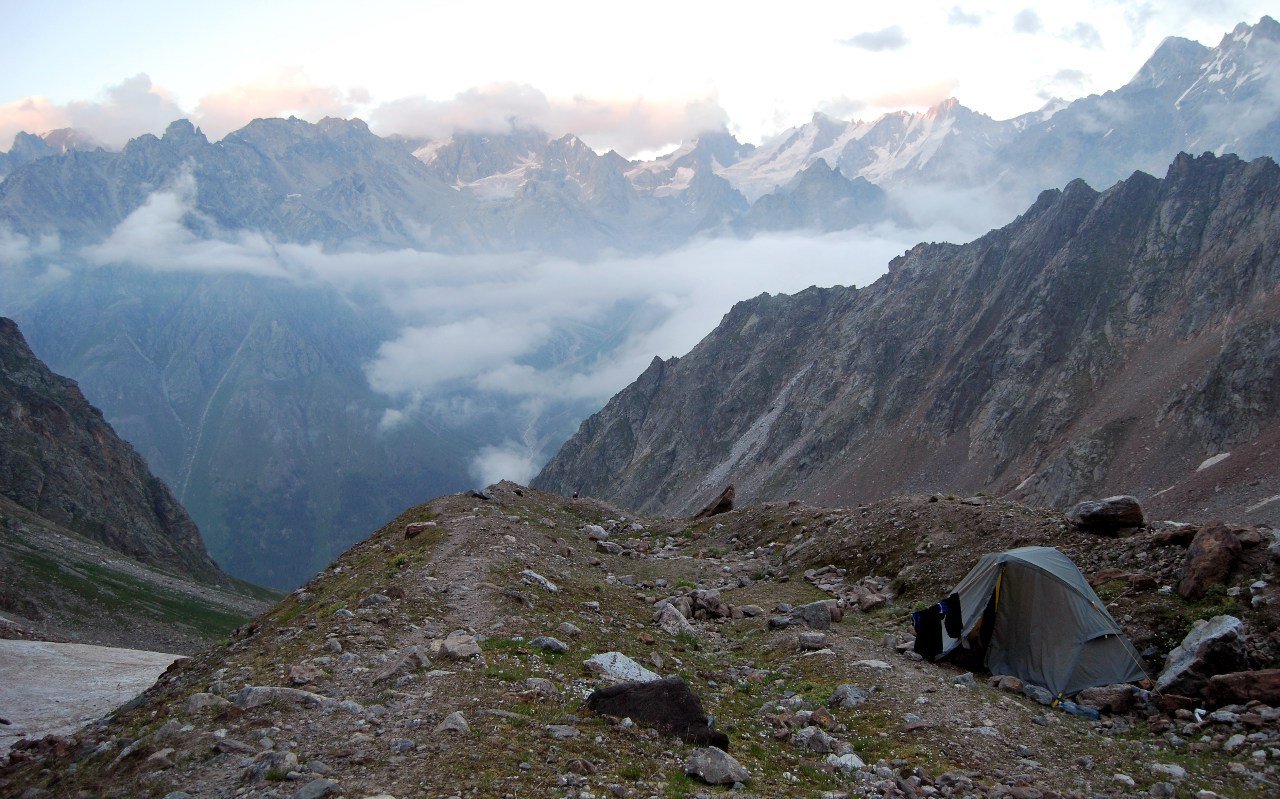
[
  {"xmin": 520, "ymin": 569, "xmax": 559, "ymax": 592},
  {"xmin": 359, "ymin": 593, "xmax": 391, "ymax": 608},
  {"xmin": 829, "ymin": 685, "xmax": 869, "ymax": 709},
  {"xmin": 656, "ymin": 603, "xmax": 697, "ymax": 637},
  {"xmin": 797, "ymin": 632, "xmax": 828, "ymax": 650},
  {"xmin": 546, "ymin": 725, "xmax": 580, "ymax": 739},
  {"xmin": 826, "ymin": 753, "xmax": 865, "ymax": 772},
  {"xmin": 792, "ymin": 725, "xmax": 846, "ymax": 754},
  {"xmin": 184, "ymin": 692, "xmax": 231, "ymax": 715},
  {"xmin": 851, "ymin": 660, "xmax": 892, "ymax": 670},
  {"xmin": 951, "ymin": 672, "xmax": 977, "ymax": 688},
  {"xmin": 525, "ymin": 677, "xmax": 559, "ymax": 699},
  {"xmin": 530, "ymin": 636, "xmax": 569, "ymax": 654},
  {"xmin": 1022, "ymin": 684, "xmax": 1055, "ymax": 706},
  {"xmin": 292, "ymin": 778, "xmax": 339, "ymax": 799},
  {"xmin": 685, "ymin": 746, "xmax": 749, "ymax": 785},
  {"xmin": 440, "ymin": 631, "xmax": 483, "ymax": 660},
  {"xmin": 435, "ymin": 712, "xmax": 469, "ymax": 734},
  {"xmin": 289, "ymin": 663, "xmax": 326, "ymax": 685},
  {"xmin": 1149, "ymin": 763, "xmax": 1186, "ymax": 781},
  {"xmin": 557, "ymin": 622, "xmax": 583, "ymax": 638}
]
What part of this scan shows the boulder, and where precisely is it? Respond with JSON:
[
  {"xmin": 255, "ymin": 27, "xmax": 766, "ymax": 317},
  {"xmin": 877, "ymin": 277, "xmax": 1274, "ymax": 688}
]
[
  {"xmin": 288, "ymin": 663, "xmax": 326, "ymax": 685},
  {"xmin": 440, "ymin": 631, "xmax": 482, "ymax": 660},
  {"xmin": 790, "ymin": 600, "xmax": 839, "ymax": 630},
  {"xmin": 184, "ymin": 692, "xmax": 231, "ymax": 715},
  {"xmin": 828, "ymin": 685, "xmax": 869, "ymax": 709},
  {"xmin": 403, "ymin": 520, "xmax": 436, "ymax": 539},
  {"xmin": 693, "ymin": 485, "xmax": 735, "ymax": 519},
  {"xmin": 245, "ymin": 750, "xmax": 299, "ymax": 781},
  {"xmin": 1066, "ymin": 496, "xmax": 1145, "ymax": 533},
  {"xmin": 292, "ymin": 779, "xmax": 339, "ymax": 799},
  {"xmin": 584, "ymin": 652, "xmax": 660, "ymax": 683},
  {"xmin": 692, "ymin": 589, "xmax": 730, "ymax": 619},
  {"xmin": 587, "ymin": 676, "xmax": 728, "ymax": 747},
  {"xmin": 1205, "ymin": 669, "xmax": 1280, "ymax": 706},
  {"xmin": 1075, "ymin": 684, "xmax": 1139, "ymax": 714},
  {"xmin": 684, "ymin": 746, "xmax": 749, "ymax": 785},
  {"xmin": 434, "ymin": 711, "xmax": 469, "ymax": 734},
  {"xmin": 1156, "ymin": 615, "xmax": 1248, "ymax": 696},
  {"xmin": 1177, "ymin": 526, "xmax": 1243, "ymax": 599},
  {"xmin": 791, "ymin": 725, "xmax": 847, "ymax": 754},
  {"xmin": 530, "ymin": 636, "xmax": 569, "ymax": 654},
  {"xmin": 656, "ymin": 603, "xmax": 697, "ymax": 637},
  {"xmin": 234, "ymin": 686, "xmax": 332, "ymax": 710}
]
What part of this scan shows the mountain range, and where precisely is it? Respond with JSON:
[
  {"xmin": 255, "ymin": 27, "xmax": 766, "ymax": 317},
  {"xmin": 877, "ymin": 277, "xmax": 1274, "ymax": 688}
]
[
  {"xmin": 0, "ymin": 17, "xmax": 1277, "ymax": 588},
  {"xmin": 535, "ymin": 151, "xmax": 1280, "ymax": 528}
]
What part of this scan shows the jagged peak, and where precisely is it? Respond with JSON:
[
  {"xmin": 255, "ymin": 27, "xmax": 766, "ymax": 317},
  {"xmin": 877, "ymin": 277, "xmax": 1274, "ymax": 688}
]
[
  {"xmin": 1126, "ymin": 35, "xmax": 1211, "ymax": 90},
  {"xmin": 162, "ymin": 119, "xmax": 208, "ymax": 145}
]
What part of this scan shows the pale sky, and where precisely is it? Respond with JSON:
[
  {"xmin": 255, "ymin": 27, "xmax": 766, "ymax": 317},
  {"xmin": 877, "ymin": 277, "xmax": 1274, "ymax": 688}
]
[{"xmin": 1, "ymin": 0, "xmax": 1274, "ymax": 156}]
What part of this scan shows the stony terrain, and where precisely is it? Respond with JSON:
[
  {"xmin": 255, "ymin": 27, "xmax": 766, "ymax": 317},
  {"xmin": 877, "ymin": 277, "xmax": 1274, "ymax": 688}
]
[
  {"xmin": 3, "ymin": 482, "xmax": 1276, "ymax": 799},
  {"xmin": 536, "ymin": 152, "xmax": 1280, "ymax": 530}
]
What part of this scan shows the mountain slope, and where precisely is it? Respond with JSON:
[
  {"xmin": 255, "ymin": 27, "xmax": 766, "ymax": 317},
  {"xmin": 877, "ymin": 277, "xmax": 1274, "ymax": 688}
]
[
  {"xmin": 534, "ymin": 152, "xmax": 1280, "ymax": 526},
  {"xmin": 0, "ymin": 316, "xmax": 222, "ymax": 580}
]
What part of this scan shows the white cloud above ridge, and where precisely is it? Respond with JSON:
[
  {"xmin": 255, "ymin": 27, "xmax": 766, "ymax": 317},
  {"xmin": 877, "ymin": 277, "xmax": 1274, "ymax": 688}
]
[{"xmin": 840, "ymin": 26, "xmax": 911, "ymax": 52}]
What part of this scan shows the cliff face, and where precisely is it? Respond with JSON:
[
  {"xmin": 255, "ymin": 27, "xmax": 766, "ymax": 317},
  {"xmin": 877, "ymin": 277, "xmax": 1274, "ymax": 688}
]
[
  {"xmin": 535, "ymin": 153, "xmax": 1280, "ymax": 526},
  {"xmin": 0, "ymin": 317, "xmax": 223, "ymax": 581}
]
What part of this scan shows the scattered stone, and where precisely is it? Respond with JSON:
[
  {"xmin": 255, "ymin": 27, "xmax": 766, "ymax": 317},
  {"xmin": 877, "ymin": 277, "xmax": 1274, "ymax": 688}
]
[
  {"xmin": 587, "ymin": 676, "xmax": 727, "ymax": 747},
  {"xmin": 792, "ymin": 725, "xmax": 847, "ymax": 754},
  {"xmin": 583, "ymin": 524, "xmax": 609, "ymax": 540},
  {"xmin": 403, "ymin": 520, "xmax": 436, "ymax": 539},
  {"xmin": 1022, "ymin": 684, "xmax": 1055, "ymax": 706},
  {"xmin": 684, "ymin": 746, "xmax": 749, "ymax": 785},
  {"xmin": 989, "ymin": 675, "xmax": 1023, "ymax": 693},
  {"xmin": 738, "ymin": 604, "xmax": 765, "ymax": 617},
  {"xmin": 1156, "ymin": 615, "xmax": 1247, "ymax": 695},
  {"xmin": 584, "ymin": 652, "xmax": 660, "ymax": 683},
  {"xmin": 546, "ymin": 724, "xmax": 580, "ymax": 739},
  {"xmin": 1178, "ymin": 525, "xmax": 1243, "ymax": 599},
  {"xmin": 656, "ymin": 603, "xmax": 697, "ymax": 637},
  {"xmin": 525, "ymin": 678, "xmax": 559, "ymax": 699},
  {"xmin": 596, "ymin": 540, "xmax": 623, "ymax": 555},
  {"xmin": 292, "ymin": 778, "xmax": 339, "ymax": 799},
  {"xmin": 826, "ymin": 753, "xmax": 865, "ymax": 772},
  {"xmin": 951, "ymin": 672, "xmax": 977, "ymax": 688},
  {"xmin": 468, "ymin": 488, "xmax": 494, "ymax": 501},
  {"xmin": 440, "ymin": 631, "xmax": 483, "ymax": 660},
  {"xmin": 797, "ymin": 631, "xmax": 828, "ymax": 650},
  {"xmin": 791, "ymin": 600, "xmax": 839, "ymax": 629},
  {"xmin": 520, "ymin": 569, "xmax": 559, "ymax": 592},
  {"xmin": 434, "ymin": 712, "xmax": 469, "ymax": 734},
  {"xmin": 1149, "ymin": 763, "xmax": 1187, "ymax": 781},
  {"xmin": 246, "ymin": 750, "xmax": 300, "ymax": 781},
  {"xmin": 530, "ymin": 636, "xmax": 569, "ymax": 654},
  {"xmin": 235, "ymin": 686, "xmax": 332, "ymax": 710},
  {"xmin": 829, "ymin": 685, "xmax": 869, "ymax": 709},
  {"xmin": 1075, "ymin": 684, "xmax": 1138, "ymax": 714},
  {"xmin": 184, "ymin": 692, "xmax": 231, "ymax": 715},
  {"xmin": 358, "ymin": 593, "xmax": 390, "ymax": 608},
  {"xmin": 289, "ymin": 663, "xmax": 326, "ymax": 685},
  {"xmin": 851, "ymin": 660, "xmax": 892, "ymax": 670},
  {"xmin": 557, "ymin": 622, "xmax": 582, "ymax": 638},
  {"xmin": 1066, "ymin": 495, "xmax": 1145, "ymax": 533}
]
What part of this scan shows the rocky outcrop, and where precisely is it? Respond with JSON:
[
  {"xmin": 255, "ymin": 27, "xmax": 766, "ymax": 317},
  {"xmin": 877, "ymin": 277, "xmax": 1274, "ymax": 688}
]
[
  {"xmin": 1156, "ymin": 616, "xmax": 1249, "ymax": 696},
  {"xmin": 535, "ymin": 153, "xmax": 1280, "ymax": 528},
  {"xmin": 0, "ymin": 317, "xmax": 222, "ymax": 581}
]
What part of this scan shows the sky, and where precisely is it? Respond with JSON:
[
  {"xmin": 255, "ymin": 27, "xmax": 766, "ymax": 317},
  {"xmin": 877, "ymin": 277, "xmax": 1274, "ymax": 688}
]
[{"xmin": 1, "ymin": 0, "xmax": 1274, "ymax": 157}]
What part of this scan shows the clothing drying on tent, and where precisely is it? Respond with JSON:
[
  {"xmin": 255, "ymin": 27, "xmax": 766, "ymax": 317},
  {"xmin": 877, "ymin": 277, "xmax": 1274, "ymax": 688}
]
[{"xmin": 921, "ymin": 546, "xmax": 1147, "ymax": 697}]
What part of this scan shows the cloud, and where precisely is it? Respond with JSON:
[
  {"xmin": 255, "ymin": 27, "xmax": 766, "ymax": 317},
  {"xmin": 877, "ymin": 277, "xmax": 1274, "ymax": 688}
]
[
  {"xmin": 470, "ymin": 443, "xmax": 541, "ymax": 487},
  {"xmin": 40, "ymin": 174, "xmax": 998, "ymax": 476},
  {"xmin": 1064, "ymin": 22, "xmax": 1103, "ymax": 49},
  {"xmin": 1013, "ymin": 9, "xmax": 1043, "ymax": 34},
  {"xmin": 82, "ymin": 172, "xmax": 291, "ymax": 278},
  {"xmin": 192, "ymin": 69, "xmax": 367, "ymax": 140},
  {"xmin": 369, "ymin": 83, "xmax": 729, "ymax": 157},
  {"xmin": 840, "ymin": 26, "xmax": 910, "ymax": 52},
  {"xmin": 948, "ymin": 6, "xmax": 982, "ymax": 26},
  {"xmin": 0, "ymin": 74, "xmax": 182, "ymax": 150}
]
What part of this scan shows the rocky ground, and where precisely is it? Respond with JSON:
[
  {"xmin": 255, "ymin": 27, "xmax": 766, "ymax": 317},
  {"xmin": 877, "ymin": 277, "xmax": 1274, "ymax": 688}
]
[{"xmin": 2, "ymin": 484, "xmax": 1278, "ymax": 799}]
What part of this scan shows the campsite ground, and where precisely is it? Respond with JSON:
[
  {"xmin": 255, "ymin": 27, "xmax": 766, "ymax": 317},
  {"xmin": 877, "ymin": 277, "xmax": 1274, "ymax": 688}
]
[{"xmin": 2, "ymin": 486, "xmax": 1277, "ymax": 798}]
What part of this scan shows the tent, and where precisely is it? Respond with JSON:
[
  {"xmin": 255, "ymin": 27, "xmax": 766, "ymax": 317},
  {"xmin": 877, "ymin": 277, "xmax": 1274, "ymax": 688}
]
[{"xmin": 938, "ymin": 546, "xmax": 1147, "ymax": 696}]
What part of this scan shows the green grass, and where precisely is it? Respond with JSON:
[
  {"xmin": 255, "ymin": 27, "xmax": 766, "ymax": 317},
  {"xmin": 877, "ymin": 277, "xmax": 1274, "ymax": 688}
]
[{"xmin": 10, "ymin": 547, "xmax": 251, "ymax": 638}]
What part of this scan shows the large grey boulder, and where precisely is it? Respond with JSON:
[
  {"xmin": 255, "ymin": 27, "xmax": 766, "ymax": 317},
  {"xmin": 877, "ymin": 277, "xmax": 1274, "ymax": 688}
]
[
  {"xmin": 584, "ymin": 652, "xmax": 660, "ymax": 683},
  {"xmin": 1156, "ymin": 615, "xmax": 1248, "ymax": 695},
  {"xmin": 684, "ymin": 746, "xmax": 749, "ymax": 785},
  {"xmin": 1066, "ymin": 496, "xmax": 1145, "ymax": 533}
]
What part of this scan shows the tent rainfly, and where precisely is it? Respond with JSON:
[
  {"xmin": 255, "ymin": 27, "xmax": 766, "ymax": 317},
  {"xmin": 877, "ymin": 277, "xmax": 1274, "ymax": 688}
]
[{"xmin": 939, "ymin": 546, "xmax": 1147, "ymax": 696}]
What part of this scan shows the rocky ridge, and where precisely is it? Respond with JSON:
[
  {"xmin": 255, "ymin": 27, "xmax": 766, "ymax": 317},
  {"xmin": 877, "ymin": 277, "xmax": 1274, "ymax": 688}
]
[
  {"xmin": 534, "ymin": 151, "xmax": 1280, "ymax": 528},
  {"xmin": 3, "ymin": 482, "xmax": 1277, "ymax": 798}
]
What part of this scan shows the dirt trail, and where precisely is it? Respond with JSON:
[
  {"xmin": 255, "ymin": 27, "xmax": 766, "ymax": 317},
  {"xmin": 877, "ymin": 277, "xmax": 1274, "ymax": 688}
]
[{"xmin": 0, "ymin": 640, "xmax": 182, "ymax": 755}]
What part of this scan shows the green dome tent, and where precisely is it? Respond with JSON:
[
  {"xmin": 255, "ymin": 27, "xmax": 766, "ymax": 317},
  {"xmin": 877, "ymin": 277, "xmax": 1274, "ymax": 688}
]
[{"xmin": 940, "ymin": 546, "xmax": 1147, "ymax": 696}]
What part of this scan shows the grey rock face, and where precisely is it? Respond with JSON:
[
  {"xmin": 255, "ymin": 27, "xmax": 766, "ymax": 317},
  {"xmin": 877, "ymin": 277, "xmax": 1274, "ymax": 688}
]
[{"xmin": 535, "ymin": 153, "xmax": 1280, "ymax": 529}]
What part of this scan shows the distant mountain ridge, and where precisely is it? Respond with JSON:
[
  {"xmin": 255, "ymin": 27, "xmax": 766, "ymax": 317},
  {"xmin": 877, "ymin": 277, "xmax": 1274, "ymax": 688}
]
[
  {"xmin": 534, "ymin": 151, "xmax": 1280, "ymax": 528},
  {"xmin": 2, "ymin": 17, "xmax": 1276, "ymax": 253}
]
